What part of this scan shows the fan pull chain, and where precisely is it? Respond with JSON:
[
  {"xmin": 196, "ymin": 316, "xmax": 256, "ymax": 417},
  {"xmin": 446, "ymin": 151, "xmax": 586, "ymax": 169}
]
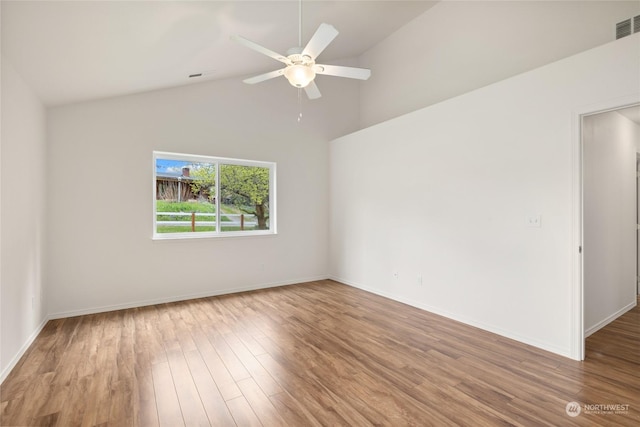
[
  {"xmin": 296, "ymin": 0, "xmax": 303, "ymax": 123},
  {"xmin": 297, "ymin": 88, "xmax": 303, "ymax": 123}
]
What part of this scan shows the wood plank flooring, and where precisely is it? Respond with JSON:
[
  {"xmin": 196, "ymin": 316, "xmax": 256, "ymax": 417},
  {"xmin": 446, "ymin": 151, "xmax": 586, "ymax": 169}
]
[{"xmin": 1, "ymin": 280, "xmax": 639, "ymax": 426}]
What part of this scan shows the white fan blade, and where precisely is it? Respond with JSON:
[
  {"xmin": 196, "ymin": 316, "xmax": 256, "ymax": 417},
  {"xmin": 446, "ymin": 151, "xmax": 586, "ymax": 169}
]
[
  {"xmin": 302, "ymin": 23, "xmax": 339, "ymax": 60},
  {"xmin": 243, "ymin": 69, "xmax": 285, "ymax": 84},
  {"xmin": 231, "ymin": 35, "xmax": 291, "ymax": 65},
  {"xmin": 315, "ymin": 64, "xmax": 371, "ymax": 80},
  {"xmin": 304, "ymin": 81, "xmax": 322, "ymax": 100}
]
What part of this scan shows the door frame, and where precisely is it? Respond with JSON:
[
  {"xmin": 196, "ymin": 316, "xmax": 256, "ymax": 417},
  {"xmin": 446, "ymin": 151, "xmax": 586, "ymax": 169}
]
[{"xmin": 572, "ymin": 95, "xmax": 640, "ymax": 361}]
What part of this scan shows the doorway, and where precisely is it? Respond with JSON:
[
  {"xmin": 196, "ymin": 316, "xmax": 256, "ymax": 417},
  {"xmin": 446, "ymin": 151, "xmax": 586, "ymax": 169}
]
[{"xmin": 582, "ymin": 104, "xmax": 640, "ymax": 346}]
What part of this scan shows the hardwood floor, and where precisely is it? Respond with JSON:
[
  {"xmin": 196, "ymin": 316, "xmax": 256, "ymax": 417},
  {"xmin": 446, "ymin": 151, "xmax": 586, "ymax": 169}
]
[{"xmin": 1, "ymin": 280, "xmax": 638, "ymax": 426}]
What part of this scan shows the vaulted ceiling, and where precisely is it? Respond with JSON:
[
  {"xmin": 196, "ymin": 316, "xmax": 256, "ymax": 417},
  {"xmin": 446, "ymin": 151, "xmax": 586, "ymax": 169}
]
[{"xmin": 1, "ymin": 1, "xmax": 437, "ymax": 106}]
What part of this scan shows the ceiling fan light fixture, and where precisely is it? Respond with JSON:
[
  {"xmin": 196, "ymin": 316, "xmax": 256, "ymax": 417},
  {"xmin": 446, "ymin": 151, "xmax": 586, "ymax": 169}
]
[
  {"xmin": 232, "ymin": 21, "xmax": 370, "ymax": 100},
  {"xmin": 284, "ymin": 64, "xmax": 315, "ymax": 88}
]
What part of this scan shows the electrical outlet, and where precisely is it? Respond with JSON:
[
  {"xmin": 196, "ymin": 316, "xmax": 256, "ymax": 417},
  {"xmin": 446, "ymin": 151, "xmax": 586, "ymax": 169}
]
[
  {"xmin": 417, "ymin": 275, "xmax": 423, "ymax": 286},
  {"xmin": 393, "ymin": 272, "xmax": 399, "ymax": 280},
  {"xmin": 527, "ymin": 215, "xmax": 542, "ymax": 227}
]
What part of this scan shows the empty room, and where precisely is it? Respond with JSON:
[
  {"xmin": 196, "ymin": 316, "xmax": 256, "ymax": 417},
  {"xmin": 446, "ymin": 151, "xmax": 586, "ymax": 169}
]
[{"xmin": 1, "ymin": 1, "xmax": 640, "ymax": 426}]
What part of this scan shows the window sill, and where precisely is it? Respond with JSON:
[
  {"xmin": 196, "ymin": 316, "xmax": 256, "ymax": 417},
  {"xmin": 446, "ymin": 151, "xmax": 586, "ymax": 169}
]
[{"xmin": 152, "ymin": 230, "xmax": 277, "ymax": 241}]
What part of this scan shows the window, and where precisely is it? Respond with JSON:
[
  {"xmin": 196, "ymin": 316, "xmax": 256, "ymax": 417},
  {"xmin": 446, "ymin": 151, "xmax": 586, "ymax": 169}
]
[{"xmin": 153, "ymin": 151, "xmax": 276, "ymax": 239}]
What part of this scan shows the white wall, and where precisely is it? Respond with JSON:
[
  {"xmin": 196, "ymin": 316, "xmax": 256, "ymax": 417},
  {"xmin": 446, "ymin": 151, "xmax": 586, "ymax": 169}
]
[
  {"xmin": 46, "ymin": 73, "xmax": 359, "ymax": 317},
  {"xmin": 359, "ymin": 0, "xmax": 640, "ymax": 128},
  {"xmin": 583, "ymin": 110, "xmax": 640, "ymax": 336},
  {"xmin": 0, "ymin": 58, "xmax": 47, "ymax": 380},
  {"xmin": 330, "ymin": 34, "xmax": 640, "ymax": 359}
]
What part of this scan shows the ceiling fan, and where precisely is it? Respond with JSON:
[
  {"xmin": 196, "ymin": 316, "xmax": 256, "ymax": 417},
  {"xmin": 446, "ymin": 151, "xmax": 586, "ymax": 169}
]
[{"xmin": 230, "ymin": 21, "xmax": 371, "ymax": 100}]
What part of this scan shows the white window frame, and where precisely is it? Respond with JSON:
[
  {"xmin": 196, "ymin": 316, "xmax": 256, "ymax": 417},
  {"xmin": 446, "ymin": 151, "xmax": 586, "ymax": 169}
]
[{"xmin": 153, "ymin": 151, "xmax": 277, "ymax": 240}]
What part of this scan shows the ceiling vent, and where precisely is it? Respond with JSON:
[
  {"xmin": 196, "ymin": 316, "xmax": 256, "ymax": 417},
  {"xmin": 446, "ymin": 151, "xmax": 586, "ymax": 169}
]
[
  {"xmin": 616, "ymin": 15, "xmax": 640, "ymax": 40},
  {"xmin": 616, "ymin": 18, "xmax": 632, "ymax": 39}
]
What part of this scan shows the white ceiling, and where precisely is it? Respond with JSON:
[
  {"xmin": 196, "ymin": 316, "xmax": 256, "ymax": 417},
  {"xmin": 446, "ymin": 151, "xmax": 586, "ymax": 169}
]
[{"xmin": 1, "ymin": 1, "xmax": 437, "ymax": 107}]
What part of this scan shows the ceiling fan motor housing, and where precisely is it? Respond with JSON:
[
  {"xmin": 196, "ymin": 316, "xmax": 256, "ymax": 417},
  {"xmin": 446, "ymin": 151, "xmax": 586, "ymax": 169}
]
[{"xmin": 285, "ymin": 48, "xmax": 313, "ymax": 65}]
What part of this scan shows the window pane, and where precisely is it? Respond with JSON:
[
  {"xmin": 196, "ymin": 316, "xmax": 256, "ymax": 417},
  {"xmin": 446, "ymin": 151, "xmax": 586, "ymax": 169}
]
[
  {"xmin": 155, "ymin": 159, "xmax": 217, "ymax": 233},
  {"xmin": 220, "ymin": 164, "xmax": 270, "ymax": 232},
  {"xmin": 153, "ymin": 152, "xmax": 275, "ymax": 239}
]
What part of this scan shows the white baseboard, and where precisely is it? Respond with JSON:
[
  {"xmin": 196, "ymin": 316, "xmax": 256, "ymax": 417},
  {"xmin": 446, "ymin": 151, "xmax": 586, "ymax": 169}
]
[
  {"xmin": 330, "ymin": 275, "xmax": 572, "ymax": 359},
  {"xmin": 584, "ymin": 299, "xmax": 637, "ymax": 337},
  {"xmin": 0, "ymin": 316, "xmax": 50, "ymax": 384},
  {"xmin": 49, "ymin": 276, "xmax": 329, "ymax": 319}
]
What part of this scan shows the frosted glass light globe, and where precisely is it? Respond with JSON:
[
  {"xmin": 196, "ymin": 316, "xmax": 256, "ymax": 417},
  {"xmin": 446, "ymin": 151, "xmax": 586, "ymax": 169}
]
[{"xmin": 284, "ymin": 64, "xmax": 316, "ymax": 88}]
